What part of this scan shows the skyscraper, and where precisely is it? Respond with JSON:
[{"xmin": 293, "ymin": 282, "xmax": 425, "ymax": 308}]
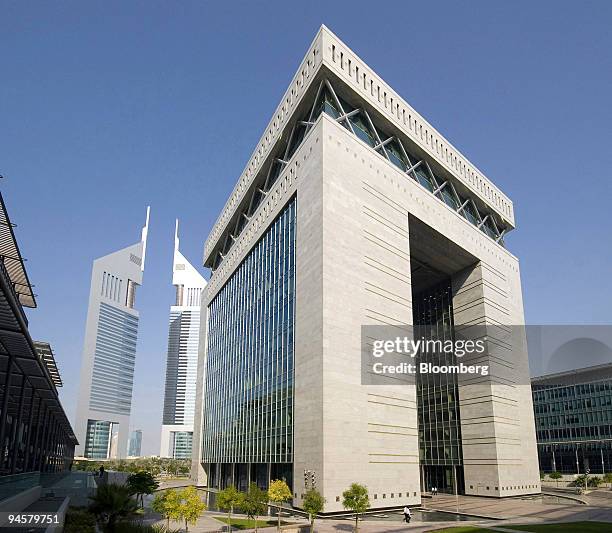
[
  {"xmin": 160, "ymin": 221, "xmax": 206, "ymax": 459},
  {"xmin": 128, "ymin": 429, "xmax": 143, "ymax": 457},
  {"xmin": 192, "ymin": 26, "xmax": 540, "ymax": 511},
  {"xmin": 74, "ymin": 208, "xmax": 149, "ymax": 459}
]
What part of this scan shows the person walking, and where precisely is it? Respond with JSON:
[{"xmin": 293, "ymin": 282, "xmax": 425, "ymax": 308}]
[{"xmin": 403, "ymin": 505, "xmax": 411, "ymax": 523}]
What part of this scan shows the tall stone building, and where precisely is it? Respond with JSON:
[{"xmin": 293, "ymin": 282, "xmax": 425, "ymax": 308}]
[{"xmin": 192, "ymin": 26, "xmax": 540, "ymax": 510}]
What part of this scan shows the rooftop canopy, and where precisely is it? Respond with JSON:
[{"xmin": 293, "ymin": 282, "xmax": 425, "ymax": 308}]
[
  {"xmin": 0, "ymin": 192, "xmax": 36, "ymax": 308},
  {"xmin": 33, "ymin": 341, "xmax": 63, "ymax": 388}
]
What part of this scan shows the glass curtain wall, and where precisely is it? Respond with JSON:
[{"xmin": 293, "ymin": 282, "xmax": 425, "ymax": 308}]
[
  {"xmin": 84, "ymin": 420, "xmax": 114, "ymax": 459},
  {"xmin": 201, "ymin": 198, "xmax": 296, "ymax": 490},
  {"xmin": 172, "ymin": 431, "xmax": 193, "ymax": 459},
  {"xmin": 533, "ymin": 378, "xmax": 612, "ymax": 473},
  {"xmin": 413, "ymin": 281, "xmax": 464, "ymax": 494}
]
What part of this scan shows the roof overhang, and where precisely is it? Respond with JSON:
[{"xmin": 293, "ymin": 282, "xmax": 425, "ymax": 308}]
[{"xmin": 0, "ymin": 192, "xmax": 36, "ymax": 308}]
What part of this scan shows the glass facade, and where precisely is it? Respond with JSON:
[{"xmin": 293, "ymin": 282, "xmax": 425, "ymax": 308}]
[
  {"xmin": 201, "ymin": 198, "xmax": 296, "ymax": 483},
  {"xmin": 413, "ymin": 280, "xmax": 464, "ymax": 494},
  {"xmin": 84, "ymin": 419, "xmax": 115, "ymax": 459},
  {"xmin": 90, "ymin": 302, "xmax": 139, "ymax": 415},
  {"xmin": 128, "ymin": 430, "xmax": 142, "ymax": 456},
  {"xmin": 163, "ymin": 309, "xmax": 200, "ymax": 426},
  {"xmin": 533, "ymin": 372, "xmax": 612, "ymax": 473},
  {"xmin": 172, "ymin": 431, "xmax": 193, "ymax": 459}
]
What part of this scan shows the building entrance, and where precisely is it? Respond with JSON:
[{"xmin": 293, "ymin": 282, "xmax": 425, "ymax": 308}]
[
  {"xmin": 409, "ymin": 216, "xmax": 479, "ymax": 497},
  {"xmin": 421, "ymin": 465, "xmax": 464, "ymax": 495}
]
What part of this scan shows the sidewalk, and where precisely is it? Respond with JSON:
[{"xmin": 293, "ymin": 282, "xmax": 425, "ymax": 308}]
[
  {"xmin": 144, "ymin": 491, "xmax": 612, "ymax": 532},
  {"xmin": 151, "ymin": 515, "xmax": 489, "ymax": 533}
]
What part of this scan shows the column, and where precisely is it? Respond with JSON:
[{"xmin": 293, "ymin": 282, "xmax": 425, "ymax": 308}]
[
  {"xmin": 28, "ymin": 398, "xmax": 43, "ymax": 472},
  {"xmin": 38, "ymin": 408, "xmax": 50, "ymax": 471},
  {"xmin": 0, "ymin": 356, "xmax": 15, "ymax": 470},
  {"xmin": 452, "ymin": 261, "xmax": 538, "ymax": 497},
  {"xmin": 22, "ymin": 389, "xmax": 36, "ymax": 472},
  {"xmin": 9, "ymin": 378, "xmax": 27, "ymax": 473}
]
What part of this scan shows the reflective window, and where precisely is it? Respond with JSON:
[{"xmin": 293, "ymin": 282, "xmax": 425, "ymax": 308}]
[
  {"xmin": 413, "ymin": 282, "xmax": 463, "ymax": 468},
  {"xmin": 413, "ymin": 165, "xmax": 436, "ymax": 192},
  {"xmin": 439, "ymin": 185, "xmax": 460, "ymax": 210},
  {"xmin": 386, "ymin": 139, "xmax": 409, "ymax": 171},
  {"xmin": 350, "ymin": 112, "xmax": 377, "ymax": 147},
  {"xmin": 172, "ymin": 431, "xmax": 193, "ymax": 459},
  {"xmin": 84, "ymin": 420, "xmax": 115, "ymax": 459},
  {"xmin": 462, "ymin": 201, "xmax": 480, "ymax": 226},
  {"xmin": 202, "ymin": 199, "xmax": 296, "ymax": 465}
]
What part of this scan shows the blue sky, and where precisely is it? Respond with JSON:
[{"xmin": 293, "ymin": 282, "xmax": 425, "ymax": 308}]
[{"xmin": 1, "ymin": 1, "xmax": 610, "ymax": 455}]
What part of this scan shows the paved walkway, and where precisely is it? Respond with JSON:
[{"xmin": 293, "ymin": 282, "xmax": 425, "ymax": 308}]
[
  {"xmin": 148, "ymin": 515, "xmax": 489, "ymax": 533},
  {"xmin": 422, "ymin": 492, "xmax": 612, "ymax": 523},
  {"xmin": 142, "ymin": 489, "xmax": 612, "ymax": 532}
]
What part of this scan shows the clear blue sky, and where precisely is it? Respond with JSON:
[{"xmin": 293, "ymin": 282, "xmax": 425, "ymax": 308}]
[{"xmin": 1, "ymin": 1, "xmax": 610, "ymax": 455}]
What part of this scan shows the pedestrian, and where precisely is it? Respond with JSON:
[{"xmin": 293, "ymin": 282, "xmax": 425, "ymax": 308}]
[
  {"xmin": 403, "ymin": 505, "xmax": 411, "ymax": 523},
  {"xmin": 99, "ymin": 465, "xmax": 105, "ymax": 478}
]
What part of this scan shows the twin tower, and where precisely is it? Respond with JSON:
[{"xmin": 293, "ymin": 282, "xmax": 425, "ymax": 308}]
[{"xmin": 74, "ymin": 213, "xmax": 206, "ymax": 460}]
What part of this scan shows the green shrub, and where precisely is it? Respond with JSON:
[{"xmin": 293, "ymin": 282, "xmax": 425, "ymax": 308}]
[
  {"xmin": 570, "ymin": 474, "xmax": 602, "ymax": 487},
  {"xmin": 73, "ymin": 458, "xmax": 191, "ymax": 477},
  {"xmin": 64, "ymin": 508, "xmax": 96, "ymax": 533},
  {"xmin": 112, "ymin": 523, "xmax": 181, "ymax": 533},
  {"xmin": 89, "ymin": 483, "xmax": 139, "ymax": 529}
]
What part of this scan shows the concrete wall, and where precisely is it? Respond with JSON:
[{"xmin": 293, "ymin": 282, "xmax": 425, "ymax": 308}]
[
  {"xmin": 0, "ymin": 486, "xmax": 42, "ymax": 522},
  {"xmin": 294, "ymin": 115, "xmax": 540, "ymax": 509},
  {"xmin": 452, "ymin": 263, "xmax": 540, "ymax": 496},
  {"xmin": 295, "ymin": 116, "xmax": 420, "ymax": 512}
]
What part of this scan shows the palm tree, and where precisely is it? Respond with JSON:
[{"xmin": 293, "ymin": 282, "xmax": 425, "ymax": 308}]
[
  {"xmin": 89, "ymin": 483, "xmax": 138, "ymax": 532},
  {"xmin": 127, "ymin": 471, "xmax": 159, "ymax": 507}
]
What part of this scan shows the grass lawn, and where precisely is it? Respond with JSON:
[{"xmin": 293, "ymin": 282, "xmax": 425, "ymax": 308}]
[
  {"xmin": 213, "ymin": 516, "xmax": 288, "ymax": 530},
  {"xmin": 424, "ymin": 526, "xmax": 497, "ymax": 533},
  {"xmin": 428, "ymin": 522, "xmax": 612, "ymax": 533},
  {"xmin": 504, "ymin": 522, "xmax": 612, "ymax": 532}
]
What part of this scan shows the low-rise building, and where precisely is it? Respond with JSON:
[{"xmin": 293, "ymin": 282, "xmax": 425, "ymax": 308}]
[{"xmin": 532, "ymin": 364, "xmax": 612, "ymax": 474}]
